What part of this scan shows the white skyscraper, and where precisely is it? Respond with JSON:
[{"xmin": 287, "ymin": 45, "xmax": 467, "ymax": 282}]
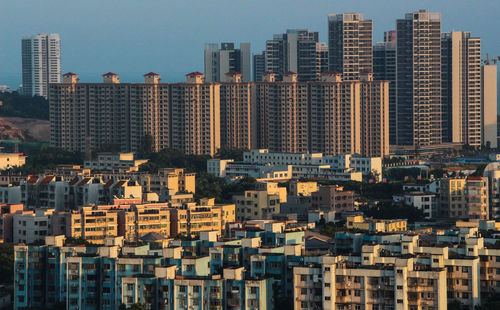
[{"xmin": 21, "ymin": 33, "xmax": 61, "ymax": 98}]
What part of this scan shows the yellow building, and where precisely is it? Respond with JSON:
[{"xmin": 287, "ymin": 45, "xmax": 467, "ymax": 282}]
[
  {"xmin": 0, "ymin": 153, "xmax": 26, "ymax": 170},
  {"xmin": 117, "ymin": 203, "xmax": 171, "ymax": 242},
  {"xmin": 233, "ymin": 182, "xmax": 285, "ymax": 221},
  {"xmin": 53, "ymin": 206, "xmax": 118, "ymax": 244},
  {"xmin": 440, "ymin": 178, "xmax": 467, "ymax": 218},
  {"xmin": 346, "ymin": 215, "xmax": 407, "ymax": 233},
  {"xmin": 170, "ymin": 200, "xmax": 235, "ymax": 237},
  {"xmin": 288, "ymin": 181, "xmax": 318, "ymax": 197}
]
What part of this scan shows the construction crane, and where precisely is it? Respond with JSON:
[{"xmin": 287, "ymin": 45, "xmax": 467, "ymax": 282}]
[{"xmin": 482, "ymin": 53, "xmax": 500, "ymax": 65}]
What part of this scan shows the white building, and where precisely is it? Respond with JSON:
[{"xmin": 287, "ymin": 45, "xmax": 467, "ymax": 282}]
[
  {"xmin": 84, "ymin": 153, "xmax": 148, "ymax": 171},
  {"xmin": 243, "ymin": 149, "xmax": 382, "ymax": 180},
  {"xmin": 403, "ymin": 192, "xmax": 437, "ymax": 219},
  {"xmin": 21, "ymin": 33, "xmax": 61, "ymax": 98},
  {"xmin": 13, "ymin": 209, "xmax": 54, "ymax": 244},
  {"xmin": 207, "ymin": 159, "xmax": 234, "ymax": 177},
  {"xmin": 0, "ymin": 186, "xmax": 23, "ymax": 204}
]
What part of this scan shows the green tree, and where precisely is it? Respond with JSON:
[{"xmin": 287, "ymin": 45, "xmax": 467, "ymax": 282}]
[
  {"xmin": 0, "ymin": 92, "xmax": 49, "ymax": 120},
  {"xmin": 0, "ymin": 244, "xmax": 13, "ymax": 285}
]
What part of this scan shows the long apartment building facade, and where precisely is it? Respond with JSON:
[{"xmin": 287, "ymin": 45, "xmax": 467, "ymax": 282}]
[{"xmin": 51, "ymin": 71, "xmax": 389, "ymax": 157}]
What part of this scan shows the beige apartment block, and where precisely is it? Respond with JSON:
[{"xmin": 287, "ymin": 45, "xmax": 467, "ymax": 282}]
[
  {"xmin": 117, "ymin": 203, "xmax": 170, "ymax": 241},
  {"xmin": 233, "ymin": 184, "xmax": 283, "ymax": 221},
  {"xmin": 256, "ymin": 72, "xmax": 310, "ymax": 153},
  {"xmin": 170, "ymin": 72, "xmax": 220, "ymax": 156},
  {"xmin": 220, "ymin": 72, "xmax": 256, "ymax": 150}
]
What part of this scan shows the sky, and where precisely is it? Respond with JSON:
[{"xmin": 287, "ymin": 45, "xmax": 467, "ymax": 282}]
[{"xmin": 1, "ymin": 0, "xmax": 500, "ymax": 87}]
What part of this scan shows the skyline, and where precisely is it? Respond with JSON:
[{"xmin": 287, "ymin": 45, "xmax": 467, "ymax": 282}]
[{"xmin": 1, "ymin": 0, "xmax": 500, "ymax": 87}]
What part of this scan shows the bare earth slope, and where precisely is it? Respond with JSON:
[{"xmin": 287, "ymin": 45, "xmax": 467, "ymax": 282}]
[{"xmin": 0, "ymin": 117, "xmax": 50, "ymax": 142}]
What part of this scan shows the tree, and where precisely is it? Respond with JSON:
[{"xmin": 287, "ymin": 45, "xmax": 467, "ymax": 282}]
[
  {"xmin": 214, "ymin": 147, "xmax": 247, "ymax": 161},
  {"xmin": 0, "ymin": 92, "xmax": 49, "ymax": 120},
  {"xmin": 0, "ymin": 244, "xmax": 13, "ymax": 285}
]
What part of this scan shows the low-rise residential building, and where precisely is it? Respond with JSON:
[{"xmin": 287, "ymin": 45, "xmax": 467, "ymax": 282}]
[
  {"xmin": 0, "ymin": 203, "xmax": 24, "ymax": 242},
  {"xmin": 207, "ymin": 159, "xmax": 234, "ymax": 177},
  {"xmin": 13, "ymin": 209, "xmax": 54, "ymax": 244},
  {"xmin": 84, "ymin": 153, "xmax": 148, "ymax": 171},
  {"xmin": 209, "ymin": 149, "xmax": 382, "ymax": 182},
  {"xmin": 346, "ymin": 214, "xmax": 407, "ymax": 232},
  {"xmin": 288, "ymin": 181, "xmax": 318, "ymax": 197},
  {"xmin": 311, "ymin": 185, "xmax": 355, "ymax": 212},
  {"xmin": 403, "ymin": 192, "xmax": 437, "ymax": 219},
  {"xmin": 233, "ymin": 183, "xmax": 286, "ymax": 221},
  {"xmin": 440, "ymin": 177, "xmax": 467, "ymax": 218}
]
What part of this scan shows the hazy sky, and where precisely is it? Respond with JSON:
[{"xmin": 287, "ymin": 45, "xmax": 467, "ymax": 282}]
[{"xmin": 1, "ymin": 0, "xmax": 499, "ymax": 86}]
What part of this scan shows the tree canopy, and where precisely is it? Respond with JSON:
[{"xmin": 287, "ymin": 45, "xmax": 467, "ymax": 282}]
[{"xmin": 0, "ymin": 92, "xmax": 49, "ymax": 120}]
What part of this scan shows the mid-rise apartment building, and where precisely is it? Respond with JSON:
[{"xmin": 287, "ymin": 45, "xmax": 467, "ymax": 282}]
[
  {"xmin": 328, "ymin": 13, "xmax": 373, "ymax": 81},
  {"xmin": 441, "ymin": 32, "xmax": 482, "ymax": 146},
  {"xmin": 204, "ymin": 42, "xmax": 251, "ymax": 82},
  {"xmin": 233, "ymin": 183, "xmax": 285, "ymax": 221},
  {"xmin": 84, "ymin": 152, "xmax": 148, "ymax": 171},
  {"xmin": 311, "ymin": 185, "xmax": 355, "ymax": 212},
  {"xmin": 396, "ymin": 10, "xmax": 442, "ymax": 146},
  {"xmin": 21, "ymin": 33, "xmax": 61, "ymax": 98},
  {"xmin": 0, "ymin": 203, "xmax": 24, "ymax": 242},
  {"xmin": 440, "ymin": 176, "xmax": 489, "ymax": 220}
]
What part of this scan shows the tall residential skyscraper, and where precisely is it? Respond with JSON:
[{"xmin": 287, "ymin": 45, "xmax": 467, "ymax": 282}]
[
  {"xmin": 482, "ymin": 65, "xmax": 498, "ymax": 148},
  {"xmin": 264, "ymin": 29, "xmax": 327, "ymax": 81},
  {"xmin": 441, "ymin": 32, "xmax": 482, "ymax": 146},
  {"xmin": 253, "ymin": 52, "xmax": 266, "ymax": 82},
  {"xmin": 373, "ymin": 31, "xmax": 396, "ymax": 144},
  {"xmin": 204, "ymin": 42, "xmax": 250, "ymax": 82},
  {"xmin": 396, "ymin": 10, "xmax": 442, "ymax": 146},
  {"xmin": 328, "ymin": 13, "xmax": 373, "ymax": 81},
  {"xmin": 21, "ymin": 33, "xmax": 61, "ymax": 98}
]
